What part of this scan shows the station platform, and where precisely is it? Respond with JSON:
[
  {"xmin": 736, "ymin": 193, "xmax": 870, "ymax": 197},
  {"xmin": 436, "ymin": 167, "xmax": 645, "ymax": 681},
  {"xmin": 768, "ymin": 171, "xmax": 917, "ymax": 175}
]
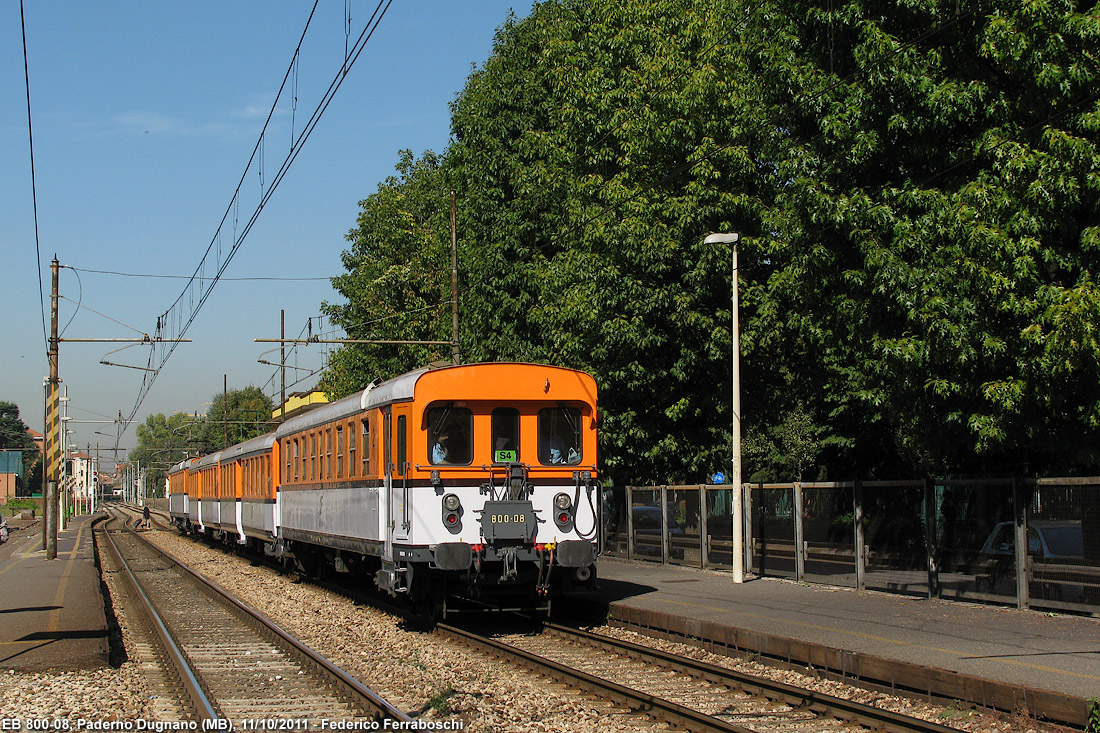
[
  {"xmin": 0, "ymin": 513, "xmax": 109, "ymax": 671},
  {"xmin": 590, "ymin": 557, "xmax": 1100, "ymax": 728}
]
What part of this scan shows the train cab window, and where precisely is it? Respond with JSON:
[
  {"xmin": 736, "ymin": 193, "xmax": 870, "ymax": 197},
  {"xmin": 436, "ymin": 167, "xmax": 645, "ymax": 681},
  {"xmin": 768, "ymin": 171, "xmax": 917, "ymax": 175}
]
[
  {"xmin": 427, "ymin": 406, "xmax": 472, "ymax": 466},
  {"xmin": 538, "ymin": 407, "xmax": 582, "ymax": 465},
  {"xmin": 491, "ymin": 408, "xmax": 520, "ymax": 463}
]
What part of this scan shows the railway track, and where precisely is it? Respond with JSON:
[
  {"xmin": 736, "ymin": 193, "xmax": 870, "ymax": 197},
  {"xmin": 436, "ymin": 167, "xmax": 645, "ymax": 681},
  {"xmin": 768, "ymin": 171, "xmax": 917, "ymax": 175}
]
[
  {"xmin": 121, "ymin": 505, "xmax": 1003, "ymax": 731},
  {"xmin": 436, "ymin": 620, "xmax": 965, "ymax": 733},
  {"xmin": 97, "ymin": 506, "xmax": 413, "ymax": 726}
]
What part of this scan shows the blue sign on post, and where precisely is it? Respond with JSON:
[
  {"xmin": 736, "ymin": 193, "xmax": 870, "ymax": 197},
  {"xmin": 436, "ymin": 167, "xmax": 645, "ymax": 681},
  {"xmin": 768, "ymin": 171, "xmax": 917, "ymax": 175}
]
[
  {"xmin": 0, "ymin": 451, "xmax": 24, "ymax": 479},
  {"xmin": 711, "ymin": 471, "xmax": 726, "ymax": 485}
]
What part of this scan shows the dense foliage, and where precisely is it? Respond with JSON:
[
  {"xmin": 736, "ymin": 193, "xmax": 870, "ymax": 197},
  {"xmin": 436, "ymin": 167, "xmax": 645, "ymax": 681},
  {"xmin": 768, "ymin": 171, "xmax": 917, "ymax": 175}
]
[
  {"xmin": 130, "ymin": 386, "xmax": 274, "ymax": 489},
  {"xmin": 323, "ymin": 0, "xmax": 1100, "ymax": 485}
]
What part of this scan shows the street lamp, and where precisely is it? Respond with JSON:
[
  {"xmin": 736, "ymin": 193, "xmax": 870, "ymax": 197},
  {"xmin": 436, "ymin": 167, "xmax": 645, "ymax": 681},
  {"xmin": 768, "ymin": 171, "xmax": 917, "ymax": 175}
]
[{"xmin": 704, "ymin": 232, "xmax": 744, "ymax": 583}]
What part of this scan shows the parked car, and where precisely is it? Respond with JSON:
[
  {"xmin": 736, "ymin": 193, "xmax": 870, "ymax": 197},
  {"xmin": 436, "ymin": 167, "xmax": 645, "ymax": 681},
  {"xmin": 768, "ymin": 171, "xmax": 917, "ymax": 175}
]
[
  {"xmin": 631, "ymin": 506, "xmax": 686, "ymax": 560},
  {"xmin": 975, "ymin": 520, "xmax": 1086, "ymax": 602}
]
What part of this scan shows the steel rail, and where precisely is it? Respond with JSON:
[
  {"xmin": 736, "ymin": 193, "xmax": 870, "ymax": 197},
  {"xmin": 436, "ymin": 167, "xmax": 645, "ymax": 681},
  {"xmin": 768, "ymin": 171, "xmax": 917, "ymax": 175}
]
[
  {"xmin": 104, "ymin": 505, "xmax": 414, "ymax": 724},
  {"xmin": 97, "ymin": 511, "xmax": 219, "ymax": 721},
  {"xmin": 436, "ymin": 622, "xmax": 755, "ymax": 733},
  {"xmin": 543, "ymin": 622, "xmax": 962, "ymax": 733}
]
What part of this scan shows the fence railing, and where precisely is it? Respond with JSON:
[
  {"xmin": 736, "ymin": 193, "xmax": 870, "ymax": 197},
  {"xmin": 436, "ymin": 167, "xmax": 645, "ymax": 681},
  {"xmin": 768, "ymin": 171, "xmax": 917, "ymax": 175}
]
[{"xmin": 603, "ymin": 478, "xmax": 1100, "ymax": 615}]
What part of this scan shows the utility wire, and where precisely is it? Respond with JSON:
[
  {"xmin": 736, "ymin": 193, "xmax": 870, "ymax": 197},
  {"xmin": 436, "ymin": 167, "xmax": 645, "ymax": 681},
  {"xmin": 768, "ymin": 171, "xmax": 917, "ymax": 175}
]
[
  {"xmin": 68, "ymin": 266, "xmax": 331, "ymax": 281},
  {"xmin": 58, "ymin": 295, "xmax": 146, "ymax": 336},
  {"xmin": 21, "ymin": 0, "xmax": 46, "ymax": 351},
  {"xmin": 58, "ymin": 267, "xmax": 81, "ymax": 338}
]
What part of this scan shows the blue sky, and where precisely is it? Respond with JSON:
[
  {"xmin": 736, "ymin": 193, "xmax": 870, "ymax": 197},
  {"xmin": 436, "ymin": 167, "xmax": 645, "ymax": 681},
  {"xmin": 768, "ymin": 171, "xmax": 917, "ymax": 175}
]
[{"xmin": 1, "ymin": 1, "xmax": 532, "ymax": 460}]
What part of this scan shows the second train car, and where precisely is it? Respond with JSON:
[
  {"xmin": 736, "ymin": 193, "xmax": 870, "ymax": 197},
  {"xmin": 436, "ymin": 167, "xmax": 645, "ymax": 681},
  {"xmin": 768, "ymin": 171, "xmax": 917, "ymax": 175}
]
[{"xmin": 168, "ymin": 362, "xmax": 600, "ymax": 615}]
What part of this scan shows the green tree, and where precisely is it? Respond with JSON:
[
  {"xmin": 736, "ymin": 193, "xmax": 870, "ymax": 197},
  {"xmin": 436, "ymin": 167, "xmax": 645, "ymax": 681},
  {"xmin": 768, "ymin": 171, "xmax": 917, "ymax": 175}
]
[
  {"xmin": 322, "ymin": 0, "xmax": 1100, "ymax": 483},
  {"xmin": 445, "ymin": 0, "xmax": 766, "ymax": 484},
  {"xmin": 130, "ymin": 412, "xmax": 201, "ymax": 495},
  {"xmin": 0, "ymin": 401, "xmax": 39, "ymax": 489},
  {"xmin": 742, "ymin": 0, "xmax": 1100, "ymax": 475},
  {"xmin": 193, "ymin": 386, "xmax": 275, "ymax": 452},
  {"xmin": 321, "ymin": 150, "xmax": 455, "ymax": 394}
]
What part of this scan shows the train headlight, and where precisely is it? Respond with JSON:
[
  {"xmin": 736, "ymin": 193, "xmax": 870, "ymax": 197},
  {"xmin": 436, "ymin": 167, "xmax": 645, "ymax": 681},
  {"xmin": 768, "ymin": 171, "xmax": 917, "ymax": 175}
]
[
  {"xmin": 553, "ymin": 492, "xmax": 574, "ymax": 530},
  {"xmin": 442, "ymin": 493, "xmax": 462, "ymax": 532}
]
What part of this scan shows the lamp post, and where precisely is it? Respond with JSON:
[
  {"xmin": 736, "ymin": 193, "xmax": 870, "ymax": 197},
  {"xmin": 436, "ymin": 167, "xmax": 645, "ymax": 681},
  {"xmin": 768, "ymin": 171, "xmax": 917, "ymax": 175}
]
[{"xmin": 704, "ymin": 232, "xmax": 744, "ymax": 583}]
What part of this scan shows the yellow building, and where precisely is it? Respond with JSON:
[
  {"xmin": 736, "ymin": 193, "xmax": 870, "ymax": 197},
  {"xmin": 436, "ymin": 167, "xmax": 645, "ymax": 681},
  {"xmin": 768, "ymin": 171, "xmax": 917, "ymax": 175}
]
[{"xmin": 273, "ymin": 390, "xmax": 329, "ymax": 422}]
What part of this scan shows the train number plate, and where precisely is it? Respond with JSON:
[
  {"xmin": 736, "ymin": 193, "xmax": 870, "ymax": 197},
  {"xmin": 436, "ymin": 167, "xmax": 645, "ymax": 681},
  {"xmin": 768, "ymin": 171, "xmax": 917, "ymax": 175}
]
[{"xmin": 480, "ymin": 501, "xmax": 536, "ymax": 541}]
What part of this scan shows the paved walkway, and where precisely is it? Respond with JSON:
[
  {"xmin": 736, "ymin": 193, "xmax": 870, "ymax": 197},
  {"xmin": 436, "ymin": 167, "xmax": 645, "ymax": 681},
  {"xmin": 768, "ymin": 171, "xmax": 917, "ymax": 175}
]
[{"xmin": 0, "ymin": 514, "xmax": 109, "ymax": 671}]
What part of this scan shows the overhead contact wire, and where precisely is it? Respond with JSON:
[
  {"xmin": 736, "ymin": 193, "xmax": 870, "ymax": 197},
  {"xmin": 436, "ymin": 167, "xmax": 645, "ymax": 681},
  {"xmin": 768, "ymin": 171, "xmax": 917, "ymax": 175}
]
[{"xmin": 122, "ymin": 0, "xmax": 393, "ymax": 438}]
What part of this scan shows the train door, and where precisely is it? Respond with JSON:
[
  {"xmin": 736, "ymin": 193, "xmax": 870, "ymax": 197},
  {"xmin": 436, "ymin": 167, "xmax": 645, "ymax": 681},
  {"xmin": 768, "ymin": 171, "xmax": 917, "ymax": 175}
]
[
  {"xmin": 390, "ymin": 403, "xmax": 411, "ymax": 543},
  {"xmin": 382, "ymin": 407, "xmax": 393, "ymax": 563}
]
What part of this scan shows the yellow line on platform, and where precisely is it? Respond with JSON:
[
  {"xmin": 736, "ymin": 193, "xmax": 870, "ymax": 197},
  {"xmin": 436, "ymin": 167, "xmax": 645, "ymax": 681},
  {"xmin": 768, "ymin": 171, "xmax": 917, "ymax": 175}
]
[{"xmin": 47, "ymin": 524, "xmax": 86, "ymax": 633}]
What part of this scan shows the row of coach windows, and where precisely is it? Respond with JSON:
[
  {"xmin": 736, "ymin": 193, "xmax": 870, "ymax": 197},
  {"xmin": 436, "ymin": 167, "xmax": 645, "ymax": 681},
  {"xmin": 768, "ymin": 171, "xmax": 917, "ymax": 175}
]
[
  {"xmin": 428, "ymin": 406, "xmax": 583, "ymax": 466},
  {"xmin": 241, "ymin": 455, "xmax": 270, "ymax": 498},
  {"xmin": 286, "ymin": 418, "xmax": 373, "ymax": 483}
]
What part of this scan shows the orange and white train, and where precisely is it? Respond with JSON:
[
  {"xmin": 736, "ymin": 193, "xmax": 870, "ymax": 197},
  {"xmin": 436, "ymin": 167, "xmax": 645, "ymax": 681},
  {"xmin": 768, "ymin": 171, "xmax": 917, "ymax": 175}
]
[{"xmin": 168, "ymin": 362, "xmax": 600, "ymax": 615}]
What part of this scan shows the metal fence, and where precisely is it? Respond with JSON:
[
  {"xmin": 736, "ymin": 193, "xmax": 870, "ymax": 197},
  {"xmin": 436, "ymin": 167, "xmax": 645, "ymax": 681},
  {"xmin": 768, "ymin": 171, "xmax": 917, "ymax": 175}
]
[{"xmin": 603, "ymin": 478, "xmax": 1100, "ymax": 614}]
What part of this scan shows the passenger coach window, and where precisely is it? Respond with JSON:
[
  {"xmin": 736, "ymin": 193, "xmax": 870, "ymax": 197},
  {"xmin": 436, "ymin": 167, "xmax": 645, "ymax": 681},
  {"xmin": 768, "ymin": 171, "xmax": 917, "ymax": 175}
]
[
  {"xmin": 361, "ymin": 419, "xmax": 371, "ymax": 475},
  {"xmin": 538, "ymin": 407, "xmax": 582, "ymax": 465},
  {"xmin": 491, "ymin": 408, "xmax": 520, "ymax": 462},
  {"xmin": 348, "ymin": 424, "xmax": 357, "ymax": 477},
  {"xmin": 293, "ymin": 439, "xmax": 301, "ymax": 481},
  {"xmin": 327, "ymin": 430, "xmax": 334, "ymax": 478},
  {"xmin": 336, "ymin": 426, "xmax": 344, "ymax": 478},
  {"xmin": 310, "ymin": 434, "xmax": 317, "ymax": 480},
  {"xmin": 427, "ymin": 407, "xmax": 472, "ymax": 465}
]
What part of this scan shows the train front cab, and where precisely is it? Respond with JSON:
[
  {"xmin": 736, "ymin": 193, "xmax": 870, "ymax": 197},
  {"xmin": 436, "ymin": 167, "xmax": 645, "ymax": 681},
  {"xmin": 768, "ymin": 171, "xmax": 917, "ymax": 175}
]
[{"xmin": 377, "ymin": 363, "xmax": 600, "ymax": 613}]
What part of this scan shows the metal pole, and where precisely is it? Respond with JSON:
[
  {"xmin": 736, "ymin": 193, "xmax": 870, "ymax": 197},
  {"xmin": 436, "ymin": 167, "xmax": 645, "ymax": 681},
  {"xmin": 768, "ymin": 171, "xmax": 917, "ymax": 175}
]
[
  {"xmin": 730, "ymin": 241, "xmax": 744, "ymax": 583},
  {"xmin": 704, "ymin": 233, "xmax": 744, "ymax": 583},
  {"xmin": 45, "ymin": 257, "xmax": 60, "ymax": 559},
  {"xmin": 280, "ymin": 310, "xmax": 286, "ymax": 422},
  {"xmin": 41, "ymin": 379, "xmax": 47, "ymax": 550},
  {"xmin": 450, "ymin": 189, "xmax": 460, "ymax": 365}
]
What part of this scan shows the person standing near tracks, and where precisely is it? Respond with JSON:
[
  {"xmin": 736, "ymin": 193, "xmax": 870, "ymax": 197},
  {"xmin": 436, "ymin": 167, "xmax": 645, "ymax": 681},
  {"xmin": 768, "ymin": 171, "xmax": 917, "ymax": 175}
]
[{"xmin": 142, "ymin": 504, "xmax": 151, "ymax": 529}]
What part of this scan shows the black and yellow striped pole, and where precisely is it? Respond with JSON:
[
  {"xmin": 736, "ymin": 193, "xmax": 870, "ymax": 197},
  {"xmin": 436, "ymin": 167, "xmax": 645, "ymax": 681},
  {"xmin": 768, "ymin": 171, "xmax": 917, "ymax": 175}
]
[{"xmin": 43, "ymin": 257, "xmax": 60, "ymax": 559}]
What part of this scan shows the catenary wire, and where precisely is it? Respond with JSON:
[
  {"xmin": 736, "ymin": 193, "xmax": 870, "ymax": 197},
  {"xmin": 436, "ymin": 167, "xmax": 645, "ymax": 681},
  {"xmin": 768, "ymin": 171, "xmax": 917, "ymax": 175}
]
[{"xmin": 117, "ymin": 0, "xmax": 394, "ymax": 447}]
